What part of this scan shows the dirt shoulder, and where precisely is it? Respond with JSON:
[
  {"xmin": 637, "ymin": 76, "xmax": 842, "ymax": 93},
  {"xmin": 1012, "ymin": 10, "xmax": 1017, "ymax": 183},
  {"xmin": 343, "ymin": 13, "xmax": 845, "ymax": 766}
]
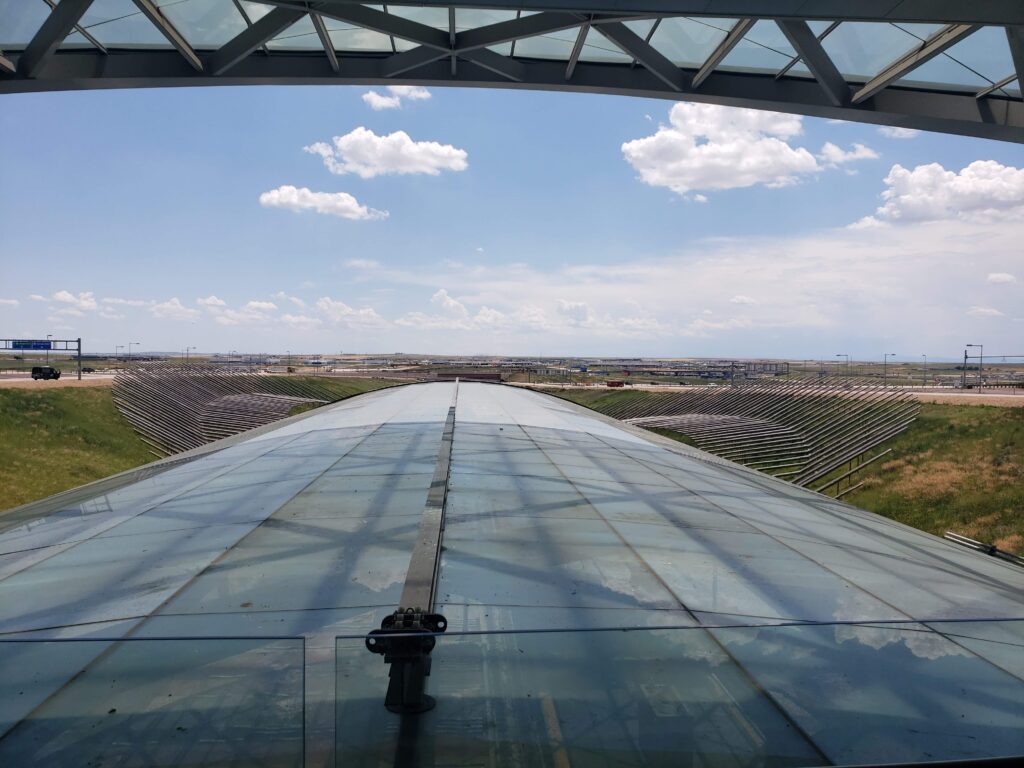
[
  {"xmin": 0, "ymin": 377, "xmax": 114, "ymax": 389},
  {"xmin": 907, "ymin": 391, "xmax": 1024, "ymax": 407}
]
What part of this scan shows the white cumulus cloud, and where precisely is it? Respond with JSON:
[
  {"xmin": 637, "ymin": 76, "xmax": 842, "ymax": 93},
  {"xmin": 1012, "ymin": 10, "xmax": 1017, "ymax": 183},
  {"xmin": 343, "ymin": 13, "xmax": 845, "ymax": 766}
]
[
  {"xmin": 818, "ymin": 142, "xmax": 879, "ymax": 167},
  {"xmin": 151, "ymin": 298, "xmax": 200, "ymax": 321},
  {"xmin": 432, "ymin": 288, "xmax": 469, "ymax": 319},
  {"xmin": 729, "ymin": 295, "xmax": 757, "ymax": 305},
  {"xmin": 987, "ymin": 272, "xmax": 1017, "ymax": 284},
  {"xmin": 303, "ymin": 128, "xmax": 468, "ymax": 179},
  {"xmin": 197, "ymin": 295, "xmax": 227, "ymax": 307},
  {"xmin": 0, "ymin": 298, "xmax": 19, "ymax": 307},
  {"xmin": 967, "ymin": 306, "xmax": 1005, "ymax": 317},
  {"xmin": 280, "ymin": 313, "xmax": 322, "ymax": 330},
  {"xmin": 102, "ymin": 297, "xmax": 148, "ymax": 307},
  {"xmin": 52, "ymin": 290, "xmax": 97, "ymax": 311},
  {"xmin": 245, "ymin": 300, "xmax": 277, "ymax": 312},
  {"xmin": 869, "ymin": 161, "xmax": 1024, "ymax": 225},
  {"xmin": 361, "ymin": 85, "xmax": 432, "ymax": 111},
  {"xmin": 878, "ymin": 127, "xmax": 920, "ymax": 139},
  {"xmin": 259, "ymin": 185, "xmax": 388, "ymax": 221},
  {"xmin": 621, "ymin": 103, "xmax": 819, "ymax": 196},
  {"xmin": 315, "ymin": 297, "xmax": 387, "ymax": 328}
]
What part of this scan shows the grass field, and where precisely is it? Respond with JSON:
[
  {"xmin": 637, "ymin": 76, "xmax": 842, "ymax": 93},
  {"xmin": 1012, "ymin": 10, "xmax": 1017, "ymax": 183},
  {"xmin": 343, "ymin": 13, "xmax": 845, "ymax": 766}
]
[
  {"xmin": 0, "ymin": 387, "xmax": 154, "ymax": 511},
  {"xmin": 0, "ymin": 378, "xmax": 396, "ymax": 513},
  {"xmin": 545, "ymin": 387, "xmax": 1023, "ymax": 553}
]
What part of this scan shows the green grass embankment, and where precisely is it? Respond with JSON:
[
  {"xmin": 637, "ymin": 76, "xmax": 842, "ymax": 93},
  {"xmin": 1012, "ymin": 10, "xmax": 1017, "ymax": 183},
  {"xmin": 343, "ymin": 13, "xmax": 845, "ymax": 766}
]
[
  {"xmin": 1, "ymin": 377, "xmax": 397, "ymax": 512},
  {"xmin": 0, "ymin": 387, "xmax": 154, "ymax": 511},
  {"xmin": 841, "ymin": 404, "xmax": 1023, "ymax": 552}
]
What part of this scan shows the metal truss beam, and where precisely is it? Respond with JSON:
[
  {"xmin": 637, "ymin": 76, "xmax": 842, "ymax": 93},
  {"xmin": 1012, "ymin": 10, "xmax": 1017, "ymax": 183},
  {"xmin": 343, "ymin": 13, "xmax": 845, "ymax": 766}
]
[
  {"xmin": 131, "ymin": 0, "xmax": 202, "ymax": 72},
  {"xmin": 7, "ymin": 51, "xmax": 1020, "ymax": 143},
  {"xmin": 461, "ymin": 47, "xmax": 526, "ymax": 81},
  {"xmin": 42, "ymin": 0, "xmax": 107, "ymax": 55},
  {"xmin": 691, "ymin": 18, "xmax": 754, "ymax": 89},
  {"xmin": 565, "ymin": 22, "xmax": 589, "ymax": 80},
  {"xmin": 776, "ymin": 20, "xmax": 838, "ymax": 79},
  {"xmin": 594, "ymin": 21, "xmax": 685, "ymax": 91},
  {"xmin": 380, "ymin": 46, "xmax": 448, "ymax": 78},
  {"xmin": 976, "ymin": 73, "xmax": 1017, "ymax": 99},
  {"xmin": 293, "ymin": 0, "xmax": 1023, "ymax": 26},
  {"xmin": 454, "ymin": 11, "xmax": 585, "ymax": 52},
  {"xmin": 18, "ymin": 0, "xmax": 94, "ymax": 78},
  {"xmin": 852, "ymin": 23, "xmax": 980, "ymax": 104},
  {"xmin": 209, "ymin": 7, "xmax": 307, "ymax": 76},
  {"xmin": 776, "ymin": 19, "xmax": 849, "ymax": 106},
  {"xmin": 0, "ymin": 53, "xmax": 13, "ymax": 76},
  {"xmin": 1008, "ymin": 26, "xmax": 1024, "ymax": 91},
  {"xmin": 308, "ymin": 2, "xmax": 450, "ymax": 51},
  {"xmin": 310, "ymin": 13, "xmax": 339, "ymax": 73}
]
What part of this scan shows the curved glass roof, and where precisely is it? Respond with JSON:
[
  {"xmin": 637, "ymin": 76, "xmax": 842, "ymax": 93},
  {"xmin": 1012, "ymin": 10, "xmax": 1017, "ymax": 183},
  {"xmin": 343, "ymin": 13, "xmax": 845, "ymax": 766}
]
[
  {"xmin": 1, "ymin": 1, "xmax": 1022, "ymax": 141},
  {"xmin": 1, "ymin": 382, "xmax": 1022, "ymax": 764}
]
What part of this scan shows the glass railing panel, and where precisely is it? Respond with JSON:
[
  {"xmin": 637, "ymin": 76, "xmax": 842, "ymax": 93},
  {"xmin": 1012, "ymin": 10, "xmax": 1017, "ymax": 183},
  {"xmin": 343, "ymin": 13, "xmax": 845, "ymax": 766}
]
[
  {"xmin": 337, "ymin": 621, "xmax": 1024, "ymax": 767},
  {"xmin": 0, "ymin": 637, "xmax": 304, "ymax": 767}
]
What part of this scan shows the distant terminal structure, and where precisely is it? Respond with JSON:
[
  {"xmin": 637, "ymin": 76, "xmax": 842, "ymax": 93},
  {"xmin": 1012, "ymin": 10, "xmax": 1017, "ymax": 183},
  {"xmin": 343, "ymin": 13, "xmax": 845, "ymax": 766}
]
[{"xmin": 599, "ymin": 376, "xmax": 919, "ymax": 494}]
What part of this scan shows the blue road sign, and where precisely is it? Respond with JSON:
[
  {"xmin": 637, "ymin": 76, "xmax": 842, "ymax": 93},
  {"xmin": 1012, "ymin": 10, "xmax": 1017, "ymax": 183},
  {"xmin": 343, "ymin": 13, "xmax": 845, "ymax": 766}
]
[{"xmin": 11, "ymin": 340, "xmax": 52, "ymax": 350}]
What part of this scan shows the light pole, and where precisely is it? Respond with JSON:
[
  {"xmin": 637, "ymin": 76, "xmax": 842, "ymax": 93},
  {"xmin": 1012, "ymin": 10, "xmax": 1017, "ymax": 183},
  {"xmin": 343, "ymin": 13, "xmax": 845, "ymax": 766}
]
[
  {"xmin": 922, "ymin": 354, "xmax": 927, "ymax": 388},
  {"xmin": 967, "ymin": 343, "xmax": 983, "ymax": 389},
  {"xmin": 128, "ymin": 341, "xmax": 140, "ymax": 363},
  {"xmin": 836, "ymin": 354, "xmax": 849, "ymax": 377},
  {"xmin": 115, "ymin": 345, "xmax": 124, "ymax": 365},
  {"xmin": 883, "ymin": 353, "xmax": 895, "ymax": 387},
  {"xmin": 46, "ymin": 334, "xmax": 52, "ymax": 364},
  {"xmin": 186, "ymin": 345, "xmax": 196, "ymax": 363}
]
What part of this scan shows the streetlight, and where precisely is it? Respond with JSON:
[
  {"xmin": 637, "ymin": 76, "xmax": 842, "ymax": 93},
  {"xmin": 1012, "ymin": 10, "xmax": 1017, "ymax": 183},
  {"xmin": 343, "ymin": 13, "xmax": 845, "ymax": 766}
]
[
  {"xmin": 186, "ymin": 345, "xmax": 196, "ymax": 363},
  {"xmin": 128, "ymin": 341, "xmax": 140, "ymax": 363},
  {"xmin": 46, "ymin": 334, "xmax": 53, "ymax": 365},
  {"xmin": 921, "ymin": 354, "xmax": 927, "ymax": 388},
  {"xmin": 883, "ymin": 353, "xmax": 895, "ymax": 387},
  {"xmin": 967, "ymin": 343, "xmax": 983, "ymax": 389},
  {"xmin": 836, "ymin": 354, "xmax": 850, "ymax": 377}
]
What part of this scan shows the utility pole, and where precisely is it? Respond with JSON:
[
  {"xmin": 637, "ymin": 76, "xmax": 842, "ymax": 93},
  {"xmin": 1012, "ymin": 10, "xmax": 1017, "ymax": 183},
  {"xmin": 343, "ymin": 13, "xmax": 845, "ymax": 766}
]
[
  {"xmin": 77, "ymin": 338, "xmax": 82, "ymax": 381},
  {"xmin": 961, "ymin": 349, "xmax": 968, "ymax": 388},
  {"xmin": 883, "ymin": 353, "xmax": 895, "ymax": 387},
  {"xmin": 46, "ymin": 334, "xmax": 52, "ymax": 365},
  {"xmin": 922, "ymin": 354, "xmax": 927, "ymax": 387}
]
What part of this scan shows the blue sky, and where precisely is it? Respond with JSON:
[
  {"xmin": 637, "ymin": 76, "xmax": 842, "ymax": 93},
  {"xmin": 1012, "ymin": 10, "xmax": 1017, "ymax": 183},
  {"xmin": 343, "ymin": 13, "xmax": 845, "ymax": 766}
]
[{"xmin": 1, "ymin": 84, "xmax": 1021, "ymax": 359}]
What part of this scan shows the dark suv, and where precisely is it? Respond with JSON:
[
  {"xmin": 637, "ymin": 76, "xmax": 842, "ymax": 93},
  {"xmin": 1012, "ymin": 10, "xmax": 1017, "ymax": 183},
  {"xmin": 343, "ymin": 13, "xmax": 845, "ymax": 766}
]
[{"xmin": 31, "ymin": 366, "xmax": 61, "ymax": 380}]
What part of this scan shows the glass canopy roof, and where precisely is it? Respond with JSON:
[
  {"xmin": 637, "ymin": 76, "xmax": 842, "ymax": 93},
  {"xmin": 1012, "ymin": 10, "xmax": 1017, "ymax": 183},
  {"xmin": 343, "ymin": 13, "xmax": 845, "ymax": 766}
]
[
  {"xmin": 1, "ymin": 382, "xmax": 1022, "ymax": 764},
  {"xmin": 1, "ymin": 0, "xmax": 1022, "ymax": 140}
]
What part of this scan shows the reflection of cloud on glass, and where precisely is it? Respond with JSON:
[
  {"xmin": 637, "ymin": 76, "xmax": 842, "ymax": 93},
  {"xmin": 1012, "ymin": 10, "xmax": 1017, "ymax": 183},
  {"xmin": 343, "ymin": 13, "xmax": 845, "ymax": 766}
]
[{"xmin": 834, "ymin": 624, "xmax": 971, "ymax": 661}]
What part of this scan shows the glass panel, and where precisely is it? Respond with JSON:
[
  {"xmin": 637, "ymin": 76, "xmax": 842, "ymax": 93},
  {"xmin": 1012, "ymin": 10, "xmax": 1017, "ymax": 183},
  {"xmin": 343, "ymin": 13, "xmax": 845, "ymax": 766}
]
[
  {"xmin": 267, "ymin": 14, "xmax": 322, "ymax": 50},
  {"xmin": 896, "ymin": 54, "xmax": 990, "ymax": 91},
  {"xmin": 336, "ymin": 627, "xmax": 824, "ymax": 767},
  {"xmin": 821, "ymin": 21, "xmax": 944, "ymax": 80},
  {"xmin": 0, "ymin": 638, "xmax": 304, "ymax": 766},
  {"xmin": 59, "ymin": 31, "xmax": 95, "ymax": 50},
  {"xmin": 336, "ymin": 622, "xmax": 1024, "ymax": 766},
  {"xmin": 647, "ymin": 16, "xmax": 731, "ymax": 68},
  {"xmin": 329, "ymin": 25, "xmax": 393, "ymax": 51},
  {"xmin": 486, "ymin": 42, "xmax": 512, "ymax": 56},
  {"xmin": 719, "ymin": 19, "xmax": 797, "ymax": 74},
  {"xmin": 386, "ymin": 4, "xmax": 449, "ymax": 31},
  {"xmin": 0, "ymin": 0, "xmax": 50, "ymax": 50},
  {"xmin": 238, "ymin": 0, "xmax": 273, "ymax": 24},
  {"xmin": 896, "ymin": 25, "xmax": 1016, "ymax": 91},
  {"xmin": 512, "ymin": 28, "xmax": 578, "ymax": 61},
  {"xmin": 808, "ymin": 20, "xmax": 834, "ymax": 36},
  {"xmin": 157, "ymin": 0, "xmax": 248, "ymax": 49},
  {"xmin": 78, "ymin": 0, "xmax": 174, "ymax": 48},
  {"xmin": 578, "ymin": 26, "xmax": 633, "ymax": 63},
  {"xmin": 624, "ymin": 18, "xmax": 657, "ymax": 40},
  {"xmin": 455, "ymin": 8, "xmax": 518, "ymax": 32}
]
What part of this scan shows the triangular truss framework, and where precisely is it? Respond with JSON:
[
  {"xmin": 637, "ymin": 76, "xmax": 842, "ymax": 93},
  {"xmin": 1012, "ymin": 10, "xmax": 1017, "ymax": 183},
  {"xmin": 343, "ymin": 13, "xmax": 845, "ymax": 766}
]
[{"xmin": 1, "ymin": 0, "xmax": 1023, "ymax": 142}]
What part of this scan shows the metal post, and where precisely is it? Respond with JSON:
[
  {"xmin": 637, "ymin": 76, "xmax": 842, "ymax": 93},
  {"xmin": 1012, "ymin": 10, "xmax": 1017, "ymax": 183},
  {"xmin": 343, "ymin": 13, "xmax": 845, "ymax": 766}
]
[
  {"xmin": 922, "ymin": 355, "xmax": 927, "ymax": 387},
  {"xmin": 961, "ymin": 350, "xmax": 968, "ymax": 388},
  {"xmin": 46, "ymin": 334, "xmax": 52, "ymax": 364},
  {"xmin": 77, "ymin": 337, "xmax": 82, "ymax": 380}
]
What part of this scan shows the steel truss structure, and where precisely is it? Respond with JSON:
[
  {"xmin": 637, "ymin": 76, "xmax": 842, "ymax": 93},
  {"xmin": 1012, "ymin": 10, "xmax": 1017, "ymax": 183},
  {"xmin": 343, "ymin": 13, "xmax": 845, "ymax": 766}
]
[
  {"xmin": 1, "ymin": 1, "xmax": 1023, "ymax": 141},
  {"xmin": 593, "ymin": 376, "xmax": 920, "ymax": 491}
]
